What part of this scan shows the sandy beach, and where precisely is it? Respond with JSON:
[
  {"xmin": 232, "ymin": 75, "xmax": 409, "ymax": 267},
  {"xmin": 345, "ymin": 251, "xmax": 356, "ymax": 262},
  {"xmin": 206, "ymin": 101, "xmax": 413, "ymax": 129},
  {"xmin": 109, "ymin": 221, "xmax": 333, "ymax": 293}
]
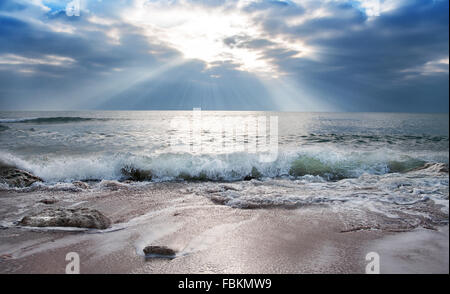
[{"xmin": 0, "ymin": 178, "xmax": 447, "ymax": 274}]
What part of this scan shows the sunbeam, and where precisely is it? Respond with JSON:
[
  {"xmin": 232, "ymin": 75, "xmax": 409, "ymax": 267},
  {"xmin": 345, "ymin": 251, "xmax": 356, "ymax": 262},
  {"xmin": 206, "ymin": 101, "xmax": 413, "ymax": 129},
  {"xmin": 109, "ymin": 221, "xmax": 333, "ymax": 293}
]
[{"xmin": 74, "ymin": 57, "xmax": 187, "ymax": 109}]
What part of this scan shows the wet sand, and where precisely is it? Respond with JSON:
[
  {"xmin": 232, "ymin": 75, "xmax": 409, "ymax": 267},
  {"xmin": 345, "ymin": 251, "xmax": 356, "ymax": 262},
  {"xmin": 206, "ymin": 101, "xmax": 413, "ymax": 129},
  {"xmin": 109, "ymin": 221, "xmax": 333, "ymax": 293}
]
[{"xmin": 0, "ymin": 181, "xmax": 448, "ymax": 274}]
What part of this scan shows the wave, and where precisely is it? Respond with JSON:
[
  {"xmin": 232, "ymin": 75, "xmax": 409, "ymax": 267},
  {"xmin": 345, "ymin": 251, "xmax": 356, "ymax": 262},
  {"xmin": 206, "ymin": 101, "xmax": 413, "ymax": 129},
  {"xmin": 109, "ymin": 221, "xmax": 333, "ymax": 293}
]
[
  {"xmin": 297, "ymin": 133, "xmax": 449, "ymax": 145},
  {"xmin": 0, "ymin": 148, "xmax": 446, "ymax": 185},
  {"xmin": 0, "ymin": 117, "xmax": 105, "ymax": 124},
  {"xmin": 288, "ymin": 155, "xmax": 427, "ymax": 180}
]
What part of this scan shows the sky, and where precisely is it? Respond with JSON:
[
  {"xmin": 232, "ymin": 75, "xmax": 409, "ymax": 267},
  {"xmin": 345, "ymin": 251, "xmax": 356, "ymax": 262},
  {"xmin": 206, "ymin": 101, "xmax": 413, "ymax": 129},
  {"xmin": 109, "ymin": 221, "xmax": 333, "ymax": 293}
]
[{"xmin": 0, "ymin": 0, "xmax": 448, "ymax": 112}]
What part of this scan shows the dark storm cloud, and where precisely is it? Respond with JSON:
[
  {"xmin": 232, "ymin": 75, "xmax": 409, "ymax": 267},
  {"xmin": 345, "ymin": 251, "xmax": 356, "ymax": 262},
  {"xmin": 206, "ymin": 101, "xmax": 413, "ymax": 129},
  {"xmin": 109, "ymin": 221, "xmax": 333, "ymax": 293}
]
[
  {"xmin": 0, "ymin": 2, "xmax": 182, "ymax": 109},
  {"xmin": 249, "ymin": 0, "xmax": 449, "ymax": 111}
]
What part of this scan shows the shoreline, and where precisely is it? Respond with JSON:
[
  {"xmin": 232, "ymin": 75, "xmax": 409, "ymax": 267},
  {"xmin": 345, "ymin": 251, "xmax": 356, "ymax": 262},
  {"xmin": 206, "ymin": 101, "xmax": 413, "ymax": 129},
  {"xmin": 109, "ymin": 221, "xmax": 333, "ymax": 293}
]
[{"xmin": 0, "ymin": 180, "xmax": 448, "ymax": 274}]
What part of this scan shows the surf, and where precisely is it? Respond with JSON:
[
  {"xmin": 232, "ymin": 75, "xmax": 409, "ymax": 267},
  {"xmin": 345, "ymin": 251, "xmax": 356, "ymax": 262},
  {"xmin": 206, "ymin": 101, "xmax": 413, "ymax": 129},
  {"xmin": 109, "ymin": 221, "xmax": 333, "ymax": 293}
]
[{"xmin": 0, "ymin": 148, "xmax": 446, "ymax": 184}]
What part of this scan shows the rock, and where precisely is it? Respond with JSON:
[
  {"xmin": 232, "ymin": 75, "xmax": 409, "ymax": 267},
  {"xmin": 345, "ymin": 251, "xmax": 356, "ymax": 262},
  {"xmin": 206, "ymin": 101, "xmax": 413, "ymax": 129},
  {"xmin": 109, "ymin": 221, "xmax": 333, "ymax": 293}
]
[
  {"xmin": 72, "ymin": 181, "xmax": 89, "ymax": 189},
  {"xmin": 121, "ymin": 165, "xmax": 152, "ymax": 181},
  {"xmin": 39, "ymin": 198, "xmax": 58, "ymax": 205},
  {"xmin": 0, "ymin": 165, "xmax": 42, "ymax": 188},
  {"xmin": 143, "ymin": 245, "xmax": 177, "ymax": 258},
  {"xmin": 243, "ymin": 167, "xmax": 262, "ymax": 181},
  {"xmin": 19, "ymin": 208, "xmax": 111, "ymax": 229}
]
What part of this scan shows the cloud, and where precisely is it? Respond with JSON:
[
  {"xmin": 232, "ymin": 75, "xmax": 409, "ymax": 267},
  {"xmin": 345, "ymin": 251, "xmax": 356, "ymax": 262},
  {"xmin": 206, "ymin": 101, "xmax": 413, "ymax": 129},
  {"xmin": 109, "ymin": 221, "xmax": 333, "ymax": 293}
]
[
  {"xmin": 0, "ymin": 0, "xmax": 448, "ymax": 111},
  {"xmin": 401, "ymin": 58, "xmax": 449, "ymax": 78},
  {"xmin": 0, "ymin": 53, "xmax": 75, "ymax": 66},
  {"xmin": 0, "ymin": 0, "xmax": 26, "ymax": 11}
]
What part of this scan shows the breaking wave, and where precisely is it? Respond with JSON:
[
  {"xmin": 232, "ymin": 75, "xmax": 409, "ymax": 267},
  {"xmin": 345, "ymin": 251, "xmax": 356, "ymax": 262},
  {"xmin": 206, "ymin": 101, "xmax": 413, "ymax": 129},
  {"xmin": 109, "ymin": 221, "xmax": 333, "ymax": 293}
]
[
  {"xmin": 288, "ymin": 155, "xmax": 428, "ymax": 180},
  {"xmin": 0, "ymin": 148, "xmax": 446, "ymax": 185}
]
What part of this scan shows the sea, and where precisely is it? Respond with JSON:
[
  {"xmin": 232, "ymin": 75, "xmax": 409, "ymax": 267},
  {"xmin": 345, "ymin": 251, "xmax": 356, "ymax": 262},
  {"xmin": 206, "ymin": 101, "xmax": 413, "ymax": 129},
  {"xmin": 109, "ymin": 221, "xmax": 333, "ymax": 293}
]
[{"xmin": 0, "ymin": 110, "xmax": 448, "ymax": 220}]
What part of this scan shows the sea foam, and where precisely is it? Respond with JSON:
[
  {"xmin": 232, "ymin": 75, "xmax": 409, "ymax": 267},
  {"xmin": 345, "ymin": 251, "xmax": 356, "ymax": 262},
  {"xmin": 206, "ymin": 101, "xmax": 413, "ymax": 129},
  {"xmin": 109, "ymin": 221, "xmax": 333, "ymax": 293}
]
[{"xmin": 0, "ymin": 147, "xmax": 445, "ymax": 184}]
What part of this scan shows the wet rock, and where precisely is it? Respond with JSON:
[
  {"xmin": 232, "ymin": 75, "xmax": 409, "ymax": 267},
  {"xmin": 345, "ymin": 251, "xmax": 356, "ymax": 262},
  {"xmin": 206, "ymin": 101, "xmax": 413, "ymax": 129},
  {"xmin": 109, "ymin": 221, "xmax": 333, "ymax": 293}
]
[
  {"xmin": 19, "ymin": 208, "xmax": 111, "ymax": 229},
  {"xmin": 121, "ymin": 165, "xmax": 152, "ymax": 181},
  {"xmin": 72, "ymin": 181, "xmax": 90, "ymax": 189},
  {"xmin": 39, "ymin": 198, "xmax": 58, "ymax": 205},
  {"xmin": 243, "ymin": 167, "xmax": 262, "ymax": 181},
  {"xmin": 0, "ymin": 165, "xmax": 42, "ymax": 187},
  {"xmin": 143, "ymin": 245, "xmax": 177, "ymax": 258}
]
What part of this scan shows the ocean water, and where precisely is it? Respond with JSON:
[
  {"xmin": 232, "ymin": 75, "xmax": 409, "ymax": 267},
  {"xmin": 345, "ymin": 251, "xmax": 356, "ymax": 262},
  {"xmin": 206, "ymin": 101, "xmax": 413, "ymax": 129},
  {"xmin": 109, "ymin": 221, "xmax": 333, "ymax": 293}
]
[
  {"xmin": 0, "ymin": 111, "xmax": 448, "ymax": 227},
  {"xmin": 0, "ymin": 111, "xmax": 448, "ymax": 183}
]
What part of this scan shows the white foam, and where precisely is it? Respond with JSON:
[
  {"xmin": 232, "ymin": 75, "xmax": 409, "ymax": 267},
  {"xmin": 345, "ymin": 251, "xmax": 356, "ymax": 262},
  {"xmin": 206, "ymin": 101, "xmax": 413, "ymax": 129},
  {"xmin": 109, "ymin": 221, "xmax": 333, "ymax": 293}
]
[
  {"xmin": 1, "ymin": 147, "xmax": 446, "ymax": 184},
  {"xmin": 0, "ymin": 117, "xmax": 38, "ymax": 123}
]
